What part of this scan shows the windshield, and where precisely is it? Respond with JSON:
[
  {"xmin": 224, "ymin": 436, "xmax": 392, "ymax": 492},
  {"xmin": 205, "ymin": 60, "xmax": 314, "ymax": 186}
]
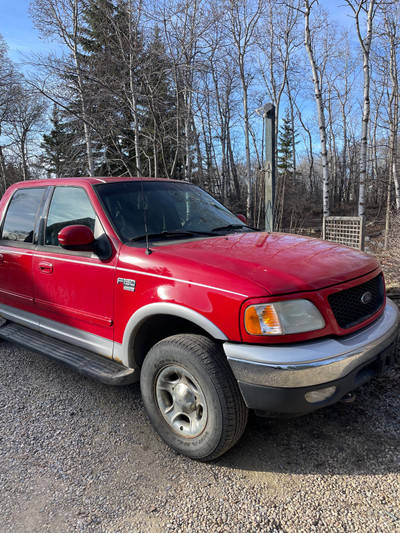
[{"xmin": 95, "ymin": 180, "xmax": 253, "ymax": 242}]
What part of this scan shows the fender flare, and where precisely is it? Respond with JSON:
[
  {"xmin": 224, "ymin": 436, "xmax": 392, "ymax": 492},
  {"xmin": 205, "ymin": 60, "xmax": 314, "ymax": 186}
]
[{"xmin": 114, "ymin": 302, "xmax": 228, "ymax": 367}]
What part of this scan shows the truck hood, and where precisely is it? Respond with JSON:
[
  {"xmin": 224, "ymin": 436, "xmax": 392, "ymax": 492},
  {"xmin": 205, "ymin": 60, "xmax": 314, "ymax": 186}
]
[{"xmin": 156, "ymin": 232, "xmax": 380, "ymax": 296}]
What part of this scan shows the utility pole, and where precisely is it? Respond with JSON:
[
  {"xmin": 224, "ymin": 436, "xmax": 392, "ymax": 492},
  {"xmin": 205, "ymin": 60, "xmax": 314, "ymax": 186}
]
[{"xmin": 263, "ymin": 103, "xmax": 275, "ymax": 232}]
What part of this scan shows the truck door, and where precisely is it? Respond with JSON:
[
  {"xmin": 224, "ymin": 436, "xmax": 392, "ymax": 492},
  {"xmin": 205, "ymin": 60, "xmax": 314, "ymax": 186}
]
[
  {"xmin": 0, "ymin": 187, "xmax": 46, "ymax": 318},
  {"xmin": 32, "ymin": 186, "xmax": 116, "ymax": 355}
]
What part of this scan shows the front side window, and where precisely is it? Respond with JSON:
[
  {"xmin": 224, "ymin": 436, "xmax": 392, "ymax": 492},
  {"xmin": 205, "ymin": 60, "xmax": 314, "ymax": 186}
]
[
  {"xmin": 1, "ymin": 188, "xmax": 45, "ymax": 243},
  {"xmin": 45, "ymin": 187, "xmax": 97, "ymax": 246}
]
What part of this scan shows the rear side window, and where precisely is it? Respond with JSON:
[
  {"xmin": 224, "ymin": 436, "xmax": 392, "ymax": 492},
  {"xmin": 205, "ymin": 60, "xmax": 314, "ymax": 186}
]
[
  {"xmin": 45, "ymin": 187, "xmax": 97, "ymax": 246},
  {"xmin": 1, "ymin": 188, "xmax": 45, "ymax": 242}
]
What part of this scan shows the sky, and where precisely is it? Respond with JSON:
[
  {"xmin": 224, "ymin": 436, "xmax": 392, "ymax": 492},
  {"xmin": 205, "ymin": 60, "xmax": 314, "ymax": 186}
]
[
  {"xmin": 0, "ymin": 0, "xmax": 52, "ymax": 62},
  {"xmin": 1, "ymin": 0, "xmax": 353, "ymax": 66}
]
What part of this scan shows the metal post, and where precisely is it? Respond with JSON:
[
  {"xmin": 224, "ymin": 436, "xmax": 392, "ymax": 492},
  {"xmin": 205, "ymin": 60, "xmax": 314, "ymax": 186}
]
[{"xmin": 264, "ymin": 103, "xmax": 275, "ymax": 232}]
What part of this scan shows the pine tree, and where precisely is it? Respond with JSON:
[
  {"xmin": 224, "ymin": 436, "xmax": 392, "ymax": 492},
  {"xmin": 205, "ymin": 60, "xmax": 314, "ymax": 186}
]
[
  {"xmin": 79, "ymin": 0, "xmax": 130, "ymax": 175},
  {"xmin": 278, "ymin": 108, "xmax": 296, "ymax": 175},
  {"xmin": 276, "ymin": 108, "xmax": 298, "ymax": 230},
  {"xmin": 40, "ymin": 105, "xmax": 86, "ymax": 178},
  {"xmin": 141, "ymin": 27, "xmax": 182, "ymax": 178}
]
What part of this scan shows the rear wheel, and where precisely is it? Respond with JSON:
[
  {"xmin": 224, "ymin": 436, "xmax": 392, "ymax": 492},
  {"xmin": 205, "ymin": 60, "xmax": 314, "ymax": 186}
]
[{"xmin": 140, "ymin": 334, "xmax": 248, "ymax": 461}]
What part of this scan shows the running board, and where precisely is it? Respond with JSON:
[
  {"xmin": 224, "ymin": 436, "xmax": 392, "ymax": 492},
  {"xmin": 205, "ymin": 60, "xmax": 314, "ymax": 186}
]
[{"xmin": 0, "ymin": 322, "xmax": 136, "ymax": 385}]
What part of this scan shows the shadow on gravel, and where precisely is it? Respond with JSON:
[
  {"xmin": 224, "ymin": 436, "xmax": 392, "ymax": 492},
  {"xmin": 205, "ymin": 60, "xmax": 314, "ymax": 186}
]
[
  {"xmin": 219, "ymin": 363, "xmax": 400, "ymax": 476},
  {"xmin": 2, "ymin": 339, "xmax": 399, "ymax": 479},
  {"xmin": 387, "ymin": 290, "xmax": 400, "ymax": 307}
]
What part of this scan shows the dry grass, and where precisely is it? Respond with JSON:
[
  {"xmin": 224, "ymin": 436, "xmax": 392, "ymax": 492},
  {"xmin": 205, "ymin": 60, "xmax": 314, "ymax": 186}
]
[{"xmin": 367, "ymin": 215, "xmax": 400, "ymax": 295}]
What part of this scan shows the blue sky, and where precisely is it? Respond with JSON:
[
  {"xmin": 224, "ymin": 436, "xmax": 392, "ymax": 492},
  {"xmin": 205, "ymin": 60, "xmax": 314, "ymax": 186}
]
[
  {"xmin": 1, "ymin": 0, "xmax": 352, "ymax": 64},
  {"xmin": 0, "ymin": 0, "xmax": 51, "ymax": 62}
]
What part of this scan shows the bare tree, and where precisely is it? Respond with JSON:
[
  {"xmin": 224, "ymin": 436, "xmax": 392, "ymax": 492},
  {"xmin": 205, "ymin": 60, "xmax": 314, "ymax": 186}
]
[
  {"xmin": 303, "ymin": 0, "xmax": 330, "ymax": 217},
  {"xmin": 383, "ymin": 4, "xmax": 400, "ymax": 210},
  {"xmin": 344, "ymin": 0, "xmax": 381, "ymax": 217},
  {"xmin": 329, "ymin": 31, "xmax": 358, "ymax": 208},
  {"xmin": 225, "ymin": 0, "xmax": 262, "ymax": 222},
  {"xmin": 30, "ymin": 0, "xmax": 95, "ymax": 176},
  {"xmin": 0, "ymin": 36, "xmax": 18, "ymax": 192},
  {"xmin": 257, "ymin": 0, "xmax": 302, "ymax": 160},
  {"xmin": 200, "ymin": 17, "xmax": 243, "ymax": 203},
  {"xmin": 158, "ymin": 0, "xmax": 212, "ymax": 180},
  {"xmin": 5, "ymin": 86, "xmax": 46, "ymax": 180},
  {"xmin": 256, "ymin": 0, "xmax": 302, "ymax": 227},
  {"xmin": 111, "ymin": 0, "xmax": 144, "ymax": 176}
]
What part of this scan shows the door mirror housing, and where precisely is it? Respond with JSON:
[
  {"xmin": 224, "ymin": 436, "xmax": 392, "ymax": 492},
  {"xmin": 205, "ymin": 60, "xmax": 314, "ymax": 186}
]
[
  {"xmin": 58, "ymin": 225, "xmax": 95, "ymax": 251},
  {"xmin": 236, "ymin": 214, "xmax": 247, "ymax": 224}
]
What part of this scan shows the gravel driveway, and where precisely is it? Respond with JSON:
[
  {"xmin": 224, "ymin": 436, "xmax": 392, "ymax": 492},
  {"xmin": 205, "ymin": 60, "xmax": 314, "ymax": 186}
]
[{"xmin": 1, "ymin": 338, "xmax": 399, "ymax": 533}]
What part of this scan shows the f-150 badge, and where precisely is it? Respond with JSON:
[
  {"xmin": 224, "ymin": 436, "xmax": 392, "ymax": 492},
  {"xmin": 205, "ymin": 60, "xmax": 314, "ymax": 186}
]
[{"xmin": 117, "ymin": 278, "xmax": 136, "ymax": 292}]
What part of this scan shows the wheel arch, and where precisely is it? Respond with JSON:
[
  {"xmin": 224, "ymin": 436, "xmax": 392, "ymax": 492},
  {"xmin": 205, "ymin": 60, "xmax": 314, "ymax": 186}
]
[{"xmin": 115, "ymin": 303, "xmax": 228, "ymax": 369}]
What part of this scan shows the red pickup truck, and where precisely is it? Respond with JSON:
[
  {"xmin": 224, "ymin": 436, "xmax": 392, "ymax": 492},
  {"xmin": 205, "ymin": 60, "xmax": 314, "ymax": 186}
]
[{"xmin": 0, "ymin": 177, "xmax": 398, "ymax": 460}]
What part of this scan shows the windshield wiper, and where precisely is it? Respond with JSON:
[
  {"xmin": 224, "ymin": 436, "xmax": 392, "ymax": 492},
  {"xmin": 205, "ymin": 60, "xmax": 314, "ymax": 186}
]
[
  {"xmin": 185, "ymin": 230, "xmax": 217, "ymax": 236},
  {"xmin": 211, "ymin": 224, "xmax": 258, "ymax": 233},
  {"xmin": 131, "ymin": 229, "xmax": 221, "ymax": 242},
  {"xmin": 131, "ymin": 231, "xmax": 196, "ymax": 242}
]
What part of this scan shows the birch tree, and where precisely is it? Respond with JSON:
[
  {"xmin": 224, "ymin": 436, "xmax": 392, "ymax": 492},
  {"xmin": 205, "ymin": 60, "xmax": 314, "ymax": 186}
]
[
  {"xmin": 30, "ymin": 0, "xmax": 95, "ymax": 176},
  {"xmin": 5, "ymin": 87, "xmax": 46, "ymax": 180},
  {"xmin": 257, "ymin": 0, "xmax": 302, "ymax": 226},
  {"xmin": 159, "ymin": 0, "xmax": 211, "ymax": 180},
  {"xmin": 330, "ymin": 31, "xmax": 358, "ymax": 208},
  {"xmin": 257, "ymin": 0, "xmax": 302, "ymax": 161},
  {"xmin": 303, "ymin": 0, "xmax": 330, "ymax": 217},
  {"xmin": 344, "ymin": 0, "xmax": 380, "ymax": 217},
  {"xmin": 111, "ymin": 0, "xmax": 144, "ymax": 175},
  {"xmin": 225, "ymin": 0, "xmax": 262, "ymax": 222},
  {"xmin": 0, "ymin": 36, "xmax": 18, "ymax": 192},
  {"xmin": 383, "ymin": 4, "xmax": 400, "ymax": 210}
]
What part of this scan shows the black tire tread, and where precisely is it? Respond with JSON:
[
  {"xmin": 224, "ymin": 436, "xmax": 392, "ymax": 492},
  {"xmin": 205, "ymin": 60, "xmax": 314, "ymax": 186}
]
[{"xmin": 142, "ymin": 333, "xmax": 248, "ymax": 461}]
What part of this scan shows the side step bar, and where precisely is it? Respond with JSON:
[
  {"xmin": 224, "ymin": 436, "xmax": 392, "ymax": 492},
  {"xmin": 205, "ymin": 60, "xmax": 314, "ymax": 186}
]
[{"xmin": 0, "ymin": 322, "xmax": 136, "ymax": 385}]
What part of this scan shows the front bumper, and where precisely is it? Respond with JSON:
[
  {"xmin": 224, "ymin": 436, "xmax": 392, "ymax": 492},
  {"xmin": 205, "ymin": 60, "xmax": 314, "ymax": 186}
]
[{"xmin": 224, "ymin": 298, "xmax": 400, "ymax": 416}]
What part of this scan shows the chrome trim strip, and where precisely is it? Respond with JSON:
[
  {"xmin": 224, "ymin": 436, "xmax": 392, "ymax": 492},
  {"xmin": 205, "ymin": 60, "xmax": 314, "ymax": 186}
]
[
  {"xmin": 0, "ymin": 289, "xmax": 33, "ymax": 303},
  {"xmin": 0, "ymin": 248, "xmax": 34, "ymax": 255},
  {"xmin": 117, "ymin": 267, "xmax": 248, "ymax": 297},
  {"xmin": 0, "ymin": 304, "xmax": 113, "ymax": 358},
  {"xmin": 34, "ymin": 254, "xmax": 115, "ymax": 268},
  {"xmin": 224, "ymin": 299, "xmax": 400, "ymax": 388},
  {"xmin": 35, "ymin": 298, "xmax": 113, "ymax": 327}
]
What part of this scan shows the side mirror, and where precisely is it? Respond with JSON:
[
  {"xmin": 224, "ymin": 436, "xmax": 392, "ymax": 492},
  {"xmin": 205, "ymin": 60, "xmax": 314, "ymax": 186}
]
[
  {"xmin": 58, "ymin": 225, "xmax": 95, "ymax": 251},
  {"xmin": 236, "ymin": 214, "xmax": 247, "ymax": 224}
]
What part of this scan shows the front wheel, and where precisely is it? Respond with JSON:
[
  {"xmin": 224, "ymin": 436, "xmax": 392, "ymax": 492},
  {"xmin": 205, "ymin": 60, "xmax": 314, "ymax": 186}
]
[{"xmin": 140, "ymin": 334, "xmax": 248, "ymax": 461}]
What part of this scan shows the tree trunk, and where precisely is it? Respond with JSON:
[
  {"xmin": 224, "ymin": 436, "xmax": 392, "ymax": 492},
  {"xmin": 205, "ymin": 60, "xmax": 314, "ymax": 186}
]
[
  {"xmin": 345, "ymin": 0, "xmax": 376, "ymax": 217},
  {"xmin": 71, "ymin": 0, "xmax": 94, "ymax": 176},
  {"xmin": 0, "ymin": 144, "xmax": 7, "ymax": 193},
  {"xmin": 304, "ymin": 0, "xmax": 330, "ymax": 217}
]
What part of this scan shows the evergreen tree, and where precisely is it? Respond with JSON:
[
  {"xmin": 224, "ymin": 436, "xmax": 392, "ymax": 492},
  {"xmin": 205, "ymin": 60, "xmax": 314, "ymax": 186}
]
[
  {"xmin": 141, "ymin": 27, "xmax": 182, "ymax": 178},
  {"xmin": 40, "ymin": 105, "xmax": 86, "ymax": 178},
  {"xmin": 78, "ymin": 0, "xmax": 148, "ymax": 175},
  {"xmin": 276, "ymin": 108, "xmax": 299, "ymax": 230},
  {"xmin": 278, "ymin": 108, "xmax": 296, "ymax": 175},
  {"xmin": 79, "ymin": 0, "xmax": 127, "ymax": 175}
]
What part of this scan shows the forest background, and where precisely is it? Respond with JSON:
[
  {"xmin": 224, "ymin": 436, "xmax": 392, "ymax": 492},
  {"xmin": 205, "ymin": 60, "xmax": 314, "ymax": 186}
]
[{"xmin": 0, "ymin": 0, "xmax": 399, "ymax": 242}]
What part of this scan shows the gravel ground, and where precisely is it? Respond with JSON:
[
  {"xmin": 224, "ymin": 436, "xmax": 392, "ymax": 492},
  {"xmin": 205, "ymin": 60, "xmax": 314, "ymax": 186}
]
[{"xmin": 1, "ymin": 337, "xmax": 399, "ymax": 533}]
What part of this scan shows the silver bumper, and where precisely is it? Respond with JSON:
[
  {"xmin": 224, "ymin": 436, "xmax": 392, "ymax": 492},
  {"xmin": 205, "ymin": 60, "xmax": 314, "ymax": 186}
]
[{"xmin": 224, "ymin": 298, "xmax": 400, "ymax": 390}]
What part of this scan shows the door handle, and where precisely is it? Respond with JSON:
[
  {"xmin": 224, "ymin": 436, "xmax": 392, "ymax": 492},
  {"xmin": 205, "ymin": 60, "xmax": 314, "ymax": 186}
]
[
  {"xmin": 38, "ymin": 261, "xmax": 53, "ymax": 274},
  {"xmin": 0, "ymin": 254, "xmax": 3, "ymax": 264}
]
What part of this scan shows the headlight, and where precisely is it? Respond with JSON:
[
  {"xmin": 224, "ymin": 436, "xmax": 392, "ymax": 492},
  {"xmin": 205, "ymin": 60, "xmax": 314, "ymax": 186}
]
[{"xmin": 244, "ymin": 299, "xmax": 325, "ymax": 335}]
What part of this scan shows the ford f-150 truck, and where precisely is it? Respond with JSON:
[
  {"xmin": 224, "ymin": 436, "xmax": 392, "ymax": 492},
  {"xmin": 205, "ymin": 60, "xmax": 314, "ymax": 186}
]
[{"xmin": 0, "ymin": 177, "xmax": 398, "ymax": 460}]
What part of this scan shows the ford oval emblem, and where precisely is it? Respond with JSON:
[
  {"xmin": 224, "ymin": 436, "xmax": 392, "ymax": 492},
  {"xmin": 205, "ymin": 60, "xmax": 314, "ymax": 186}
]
[{"xmin": 361, "ymin": 291, "xmax": 372, "ymax": 305}]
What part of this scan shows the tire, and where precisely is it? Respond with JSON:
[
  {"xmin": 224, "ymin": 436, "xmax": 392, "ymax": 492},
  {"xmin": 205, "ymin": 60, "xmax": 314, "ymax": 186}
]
[{"xmin": 140, "ymin": 334, "xmax": 248, "ymax": 461}]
